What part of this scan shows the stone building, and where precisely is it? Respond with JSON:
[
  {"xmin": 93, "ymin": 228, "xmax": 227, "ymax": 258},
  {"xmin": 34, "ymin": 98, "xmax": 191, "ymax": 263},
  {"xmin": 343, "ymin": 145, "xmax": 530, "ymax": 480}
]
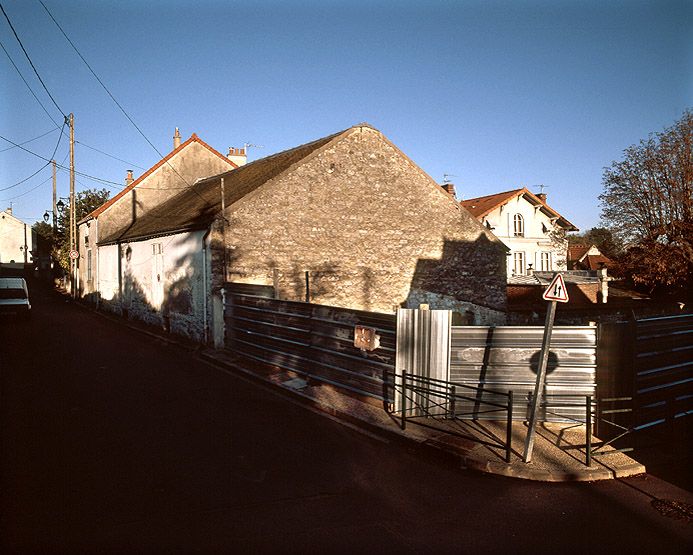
[
  {"xmin": 88, "ymin": 123, "xmax": 508, "ymax": 344},
  {"xmin": 76, "ymin": 129, "xmax": 241, "ymax": 300}
]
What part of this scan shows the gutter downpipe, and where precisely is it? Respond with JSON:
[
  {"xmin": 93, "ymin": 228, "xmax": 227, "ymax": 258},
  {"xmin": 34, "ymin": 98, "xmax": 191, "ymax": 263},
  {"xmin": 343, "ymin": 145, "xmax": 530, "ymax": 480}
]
[{"xmin": 202, "ymin": 226, "xmax": 212, "ymax": 345}]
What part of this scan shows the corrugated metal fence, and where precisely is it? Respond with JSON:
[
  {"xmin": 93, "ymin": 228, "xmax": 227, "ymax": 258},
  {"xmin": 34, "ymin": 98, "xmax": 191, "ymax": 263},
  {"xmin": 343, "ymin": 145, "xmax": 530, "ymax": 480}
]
[
  {"xmin": 395, "ymin": 309, "xmax": 451, "ymax": 415},
  {"xmin": 633, "ymin": 314, "xmax": 693, "ymax": 430},
  {"xmin": 449, "ymin": 325, "xmax": 597, "ymax": 422},
  {"xmin": 224, "ymin": 290, "xmax": 396, "ymax": 402}
]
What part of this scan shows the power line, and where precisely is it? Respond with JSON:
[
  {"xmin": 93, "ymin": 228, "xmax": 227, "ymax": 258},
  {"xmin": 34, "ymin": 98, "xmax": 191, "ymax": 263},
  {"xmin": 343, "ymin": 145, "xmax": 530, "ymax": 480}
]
[
  {"xmin": 0, "ymin": 131, "xmax": 123, "ymax": 185},
  {"xmin": 0, "ymin": 133, "xmax": 194, "ymax": 193},
  {"xmin": 39, "ymin": 1, "xmax": 211, "ymax": 205},
  {"xmin": 0, "ymin": 173, "xmax": 52, "ymax": 202},
  {"xmin": 0, "ymin": 38, "xmax": 61, "ymax": 129},
  {"xmin": 0, "ymin": 127, "xmax": 58, "ymax": 153},
  {"xmin": 75, "ymin": 140, "xmax": 146, "ymax": 170},
  {"xmin": 0, "ymin": 121, "xmax": 66, "ymax": 190},
  {"xmin": 0, "ymin": 2, "xmax": 65, "ymax": 118},
  {"xmin": 0, "ymin": 162, "xmax": 49, "ymax": 191}
]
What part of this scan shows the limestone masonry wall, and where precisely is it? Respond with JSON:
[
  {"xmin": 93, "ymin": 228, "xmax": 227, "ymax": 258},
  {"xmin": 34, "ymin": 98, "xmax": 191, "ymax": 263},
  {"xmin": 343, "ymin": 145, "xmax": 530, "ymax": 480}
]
[{"xmin": 222, "ymin": 126, "xmax": 507, "ymax": 323}]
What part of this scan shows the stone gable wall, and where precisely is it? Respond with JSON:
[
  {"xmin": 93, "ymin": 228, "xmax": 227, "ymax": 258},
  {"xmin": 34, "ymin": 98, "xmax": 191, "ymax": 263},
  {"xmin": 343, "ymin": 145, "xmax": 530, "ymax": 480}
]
[
  {"xmin": 97, "ymin": 142, "xmax": 232, "ymax": 241},
  {"xmin": 222, "ymin": 127, "xmax": 507, "ymax": 323}
]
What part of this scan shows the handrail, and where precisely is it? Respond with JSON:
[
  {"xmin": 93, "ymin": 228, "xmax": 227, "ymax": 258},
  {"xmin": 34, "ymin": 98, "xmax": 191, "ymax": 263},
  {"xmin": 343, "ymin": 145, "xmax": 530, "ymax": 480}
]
[
  {"xmin": 390, "ymin": 371, "xmax": 514, "ymax": 463},
  {"xmin": 524, "ymin": 393, "xmax": 635, "ymax": 466}
]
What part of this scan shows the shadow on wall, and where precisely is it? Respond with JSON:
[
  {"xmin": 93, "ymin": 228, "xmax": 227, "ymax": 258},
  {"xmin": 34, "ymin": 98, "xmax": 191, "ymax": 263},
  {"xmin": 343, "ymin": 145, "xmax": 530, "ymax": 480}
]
[
  {"xmin": 95, "ymin": 233, "xmax": 240, "ymax": 342},
  {"xmin": 405, "ymin": 236, "xmax": 507, "ymax": 311}
]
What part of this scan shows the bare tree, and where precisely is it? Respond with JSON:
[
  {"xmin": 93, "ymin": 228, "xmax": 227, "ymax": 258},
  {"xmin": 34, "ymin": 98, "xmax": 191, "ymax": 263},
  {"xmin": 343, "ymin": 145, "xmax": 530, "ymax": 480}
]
[{"xmin": 599, "ymin": 111, "xmax": 692, "ymax": 294}]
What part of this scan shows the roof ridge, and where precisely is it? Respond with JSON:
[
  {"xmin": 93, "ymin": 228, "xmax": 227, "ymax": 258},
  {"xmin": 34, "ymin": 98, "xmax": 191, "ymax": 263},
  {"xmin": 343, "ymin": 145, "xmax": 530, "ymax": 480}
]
[
  {"xmin": 82, "ymin": 133, "xmax": 234, "ymax": 222},
  {"xmin": 196, "ymin": 126, "xmax": 353, "ymax": 185},
  {"xmin": 460, "ymin": 187, "xmax": 523, "ymax": 204}
]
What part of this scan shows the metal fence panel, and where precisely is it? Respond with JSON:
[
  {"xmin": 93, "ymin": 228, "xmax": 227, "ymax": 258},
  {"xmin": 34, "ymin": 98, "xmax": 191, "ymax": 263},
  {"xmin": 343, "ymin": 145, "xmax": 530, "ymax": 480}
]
[
  {"xmin": 450, "ymin": 325, "xmax": 597, "ymax": 422},
  {"xmin": 225, "ymin": 291, "xmax": 396, "ymax": 402},
  {"xmin": 395, "ymin": 309, "xmax": 451, "ymax": 415},
  {"xmin": 633, "ymin": 314, "xmax": 693, "ymax": 429}
]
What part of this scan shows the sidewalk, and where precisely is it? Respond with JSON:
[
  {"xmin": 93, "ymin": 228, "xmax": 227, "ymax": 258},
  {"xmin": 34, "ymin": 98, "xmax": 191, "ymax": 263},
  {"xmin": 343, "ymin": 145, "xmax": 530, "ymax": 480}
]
[{"xmin": 198, "ymin": 348, "xmax": 646, "ymax": 483}]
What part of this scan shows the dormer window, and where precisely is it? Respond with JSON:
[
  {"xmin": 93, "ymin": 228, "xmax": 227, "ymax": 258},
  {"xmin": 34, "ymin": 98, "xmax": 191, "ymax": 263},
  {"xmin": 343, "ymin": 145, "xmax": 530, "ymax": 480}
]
[{"xmin": 513, "ymin": 214, "xmax": 524, "ymax": 237}]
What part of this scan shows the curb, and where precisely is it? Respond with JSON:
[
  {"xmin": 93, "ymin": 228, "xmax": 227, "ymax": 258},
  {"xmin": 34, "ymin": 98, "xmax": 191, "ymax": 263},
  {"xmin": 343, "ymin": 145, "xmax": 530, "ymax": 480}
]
[{"xmin": 197, "ymin": 351, "xmax": 645, "ymax": 483}]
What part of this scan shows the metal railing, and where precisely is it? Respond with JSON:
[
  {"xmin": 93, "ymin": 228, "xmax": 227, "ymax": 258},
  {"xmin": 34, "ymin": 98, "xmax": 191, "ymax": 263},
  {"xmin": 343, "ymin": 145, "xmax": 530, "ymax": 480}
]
[
  {"xmin": 388, "ymin": 372, "xmax": 514, "ymax": 463},
  {"xmin": 527, "ymin": 394, "xmax": 635, "ymax": 467}
]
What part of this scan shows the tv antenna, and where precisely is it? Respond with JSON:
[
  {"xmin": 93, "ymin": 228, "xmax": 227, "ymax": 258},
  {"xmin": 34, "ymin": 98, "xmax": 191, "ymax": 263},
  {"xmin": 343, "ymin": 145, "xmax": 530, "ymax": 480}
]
[
  {"xmin": 443, "ymin": 173, "xmax": 457, "ymax": 184},
  {"xmin": 537, "ymin": 184, "xmax": 549, "ymax": 194}
]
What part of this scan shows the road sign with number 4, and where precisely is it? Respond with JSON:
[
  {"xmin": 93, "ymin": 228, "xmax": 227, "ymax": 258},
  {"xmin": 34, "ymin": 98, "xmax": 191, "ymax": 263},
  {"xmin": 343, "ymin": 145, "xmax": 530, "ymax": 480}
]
[{"xmin": 542, "ymin": 273, "xmax": 569, "ymax": 303}]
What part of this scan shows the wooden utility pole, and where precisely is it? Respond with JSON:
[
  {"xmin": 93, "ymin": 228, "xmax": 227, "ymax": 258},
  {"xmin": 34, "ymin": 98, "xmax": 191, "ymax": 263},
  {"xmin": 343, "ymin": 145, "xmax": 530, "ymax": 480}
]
[
  {"xmin": 69, "ymin": 113, "xmax": 76, "ymax": 298},
  {"xmin": 51, "ymin": 159, "xmax": 57, "ymax": 232}
]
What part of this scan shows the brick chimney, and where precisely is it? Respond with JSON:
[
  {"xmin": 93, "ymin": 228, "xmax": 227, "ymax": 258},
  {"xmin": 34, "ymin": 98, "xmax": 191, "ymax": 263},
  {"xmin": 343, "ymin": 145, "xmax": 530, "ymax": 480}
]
[
  {"xmin": 441, "ymin": 183, "xmax": 456, "ymax": 198},
  {"xmin": 537, "ymin": 193, "xmax": 547, "ymax": 202},
  {"xmin": 125, "ymin": 169, "xmax": 134, "ymax": 187},
  {"xmin": 173, "ymin": 127, "xmax": 181, "ymax": 150},
  {"xmin": 227, "ymin": 146, "xmax": 247, "ymax": 167}
]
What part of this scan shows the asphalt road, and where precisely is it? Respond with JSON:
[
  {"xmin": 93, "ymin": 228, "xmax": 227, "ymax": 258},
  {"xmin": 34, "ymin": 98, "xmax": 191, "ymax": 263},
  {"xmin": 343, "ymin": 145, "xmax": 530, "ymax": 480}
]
[{"xmin": 1, "ymin": 283, "xmax": 691, "ymax": 554}]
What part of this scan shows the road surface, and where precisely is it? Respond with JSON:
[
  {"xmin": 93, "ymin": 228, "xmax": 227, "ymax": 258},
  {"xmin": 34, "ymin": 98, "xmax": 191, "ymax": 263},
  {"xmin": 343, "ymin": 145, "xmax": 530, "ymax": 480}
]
[{"xmin": 1, "ymin": 283, "xmax": 691, "ymax": 553}]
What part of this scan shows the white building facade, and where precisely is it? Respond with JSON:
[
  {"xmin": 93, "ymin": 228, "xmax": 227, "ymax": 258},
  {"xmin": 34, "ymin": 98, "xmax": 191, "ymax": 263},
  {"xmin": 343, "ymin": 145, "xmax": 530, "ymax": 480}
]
[
  {"xmin": 460, "ymin": 188, "xmax": 578, "ymax": 277},
  {"xmin": 0, "ymin": 208, "xmax": 37, "ymax": 265}
]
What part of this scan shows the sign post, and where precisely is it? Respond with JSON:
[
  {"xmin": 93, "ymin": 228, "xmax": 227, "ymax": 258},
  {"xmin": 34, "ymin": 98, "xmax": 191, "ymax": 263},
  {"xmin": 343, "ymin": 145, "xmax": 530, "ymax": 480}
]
[{"xmin": 523, "ymin": 273, "xmax": 569, "ymax": 463}]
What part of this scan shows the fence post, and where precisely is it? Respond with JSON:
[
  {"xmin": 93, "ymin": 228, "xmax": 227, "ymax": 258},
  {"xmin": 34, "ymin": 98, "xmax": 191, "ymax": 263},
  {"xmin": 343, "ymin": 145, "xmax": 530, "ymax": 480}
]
[
  {"xmin": 401, "ymin": 373, "xmax": 407, "ymax": 431},
  {"xmin": 449, "ymin": 385, "xmax": 456, "ymax": 419},
  {"xmin": 586, "ymin": 395, "xmax": 592, "ymax": 467},
  {"xmin": 506, "ymin": 390, "xmax": 514, "ymax": 463}
]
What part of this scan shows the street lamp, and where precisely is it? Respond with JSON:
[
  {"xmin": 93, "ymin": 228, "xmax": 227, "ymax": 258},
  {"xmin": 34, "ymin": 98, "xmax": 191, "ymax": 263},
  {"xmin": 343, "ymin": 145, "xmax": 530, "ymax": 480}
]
[{"xmin": 43, "ymin": 198, "xmax": 68, "ymax": 228}]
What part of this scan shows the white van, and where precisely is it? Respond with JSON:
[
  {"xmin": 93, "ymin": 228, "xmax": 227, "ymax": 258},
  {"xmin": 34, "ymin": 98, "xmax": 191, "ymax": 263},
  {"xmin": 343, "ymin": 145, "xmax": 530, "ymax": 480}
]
[{"xmin": 0, "ymin": 277, "xmax": 31, "ymax": 319}]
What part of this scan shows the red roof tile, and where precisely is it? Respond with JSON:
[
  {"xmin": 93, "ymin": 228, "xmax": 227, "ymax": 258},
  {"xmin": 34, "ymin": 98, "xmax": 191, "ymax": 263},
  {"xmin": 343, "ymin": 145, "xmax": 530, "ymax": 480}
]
[
  {"xmin": 460, "ymin": 187, "xmax": 578, "ymax": 231},
  {"xmin": 568, "ymin": 245, "xmax": 590, "ymax": 261}
]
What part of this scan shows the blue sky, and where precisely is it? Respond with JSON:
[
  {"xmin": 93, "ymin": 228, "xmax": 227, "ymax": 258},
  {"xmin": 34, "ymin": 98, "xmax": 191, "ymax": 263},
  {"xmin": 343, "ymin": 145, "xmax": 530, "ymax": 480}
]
[{"xmin": 1, "ymin": 0, "xmax": 691, "ymax": 231}]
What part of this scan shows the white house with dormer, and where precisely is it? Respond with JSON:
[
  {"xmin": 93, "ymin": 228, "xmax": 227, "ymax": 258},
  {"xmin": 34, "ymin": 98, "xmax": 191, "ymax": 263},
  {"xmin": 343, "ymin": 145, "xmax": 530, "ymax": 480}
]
[{"xmin": 460, "ymin": 187, "xmax": 578, "ymax": 277}]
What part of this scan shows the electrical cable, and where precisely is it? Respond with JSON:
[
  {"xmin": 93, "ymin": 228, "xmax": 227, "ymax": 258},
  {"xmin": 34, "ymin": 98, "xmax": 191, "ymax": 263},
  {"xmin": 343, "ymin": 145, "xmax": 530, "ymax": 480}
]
[
  {"xmin": 75, "ymin": 140, "xmax": 146, "ymax": 170},
  {"xmin": 0, "ymin": 2, "xmax": 66, "ymax": 118},
  {"xmin": 0, "ymin": 173, "xmax": 52, "ymax": 202},
  {"xmin": 0, "ymin": 162, "xmax": 49, "ymax": 192},
  {"xmin": 0, "ymin": 38, "xmax": 61, "ymax": 129},
  {"xmin": 0, "ymin": 126, "xmax": 58, "ymax": 153},
  {"xmin": 1, "ymin": 133, "xmax": 193, "ymax": 192},
  {"xmin": 0, "ymin": 121, "xmax": 66, "ymax": 191},
  {"xmin": 39, "ymin": 1, "xmax": 213, "ymax": 205}
]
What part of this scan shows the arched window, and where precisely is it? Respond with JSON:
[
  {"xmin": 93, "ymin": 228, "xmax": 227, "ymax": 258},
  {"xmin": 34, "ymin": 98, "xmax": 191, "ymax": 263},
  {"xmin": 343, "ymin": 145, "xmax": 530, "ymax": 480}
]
[{"xmin": 513, "ymin": 214, "xmax": 524, "ymax": 237}]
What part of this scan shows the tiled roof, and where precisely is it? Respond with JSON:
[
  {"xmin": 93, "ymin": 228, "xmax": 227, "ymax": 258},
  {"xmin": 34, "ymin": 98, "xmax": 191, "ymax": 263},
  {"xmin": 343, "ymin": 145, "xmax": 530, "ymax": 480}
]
[
  {"xmin": 460, "ymin": 187, "xmax": 578, "ymax": 231},
  {"xmin": 98, "ymin": 127, "xmax": 350, "ymax": 244},
  {"xmin": 460, "ymin": 188, "xmax": 523, "ymax": 218},
  {"xmin": 80, "ymin": 133, "xmax": 236, "ymax": 223},
  {"xmin": 568, "ymin": 244, "xmax": 590, "ymax": 261},
  {"xmin": 583, "ymin": 254, "xmax": 611, "ymax": 270}
]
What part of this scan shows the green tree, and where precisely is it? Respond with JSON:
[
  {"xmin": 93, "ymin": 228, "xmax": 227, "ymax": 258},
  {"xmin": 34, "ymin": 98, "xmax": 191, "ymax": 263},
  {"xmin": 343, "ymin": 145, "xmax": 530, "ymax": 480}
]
[
  {"xmin": 599, "ymin": 110, "xmax": 692, "ymax": 296},
  {"xmin": 54, "ymin": 188, "xmax": 110, "ymax": 272},
  {"xmin": 32, "ymin": 220, "xmax": 55, "ymax": 263}
]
